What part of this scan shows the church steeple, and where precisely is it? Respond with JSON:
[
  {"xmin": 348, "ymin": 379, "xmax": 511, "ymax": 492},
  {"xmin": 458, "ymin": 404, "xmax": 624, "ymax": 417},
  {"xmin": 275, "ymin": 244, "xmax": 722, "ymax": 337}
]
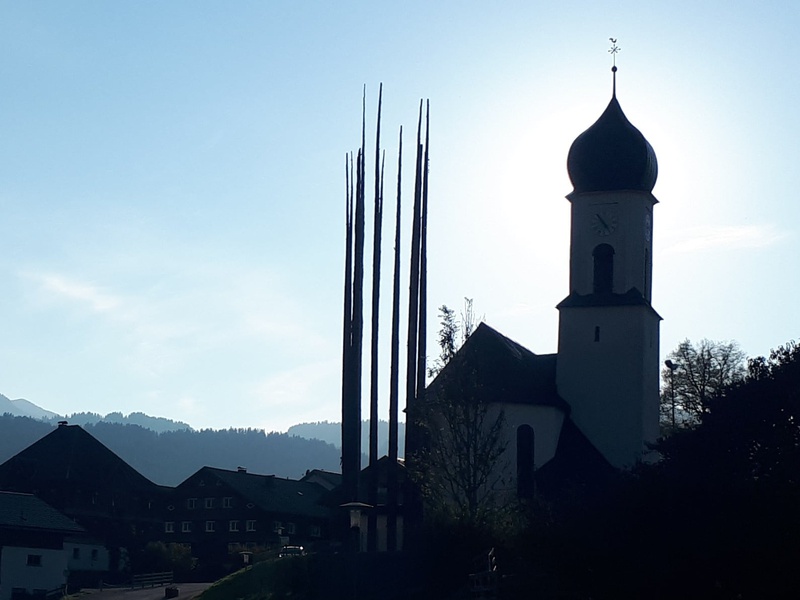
[
  {"xmin": 560, "ymin": 59, "xmax": 659, "ymax": 304},
  {"xmin": 555, "ymin": 55, "xmax": 661, "ymax": 468},
  {"xmin": 566, "ymin": 72, "xmax": 658, "ymax": 195}
]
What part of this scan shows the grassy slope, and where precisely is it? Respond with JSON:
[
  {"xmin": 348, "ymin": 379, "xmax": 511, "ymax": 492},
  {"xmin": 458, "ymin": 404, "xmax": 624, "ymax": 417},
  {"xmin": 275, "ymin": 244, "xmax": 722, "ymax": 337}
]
[{"xmin": 199, "ymin": 557, "xmax": 313, "ymax": 600}]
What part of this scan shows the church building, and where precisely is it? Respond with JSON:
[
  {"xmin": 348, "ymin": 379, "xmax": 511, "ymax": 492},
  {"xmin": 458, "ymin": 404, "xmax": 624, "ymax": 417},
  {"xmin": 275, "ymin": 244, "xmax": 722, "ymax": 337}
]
[{"xmin": 428, "ymin": 67, "xmax": 661, "ymax": 491}]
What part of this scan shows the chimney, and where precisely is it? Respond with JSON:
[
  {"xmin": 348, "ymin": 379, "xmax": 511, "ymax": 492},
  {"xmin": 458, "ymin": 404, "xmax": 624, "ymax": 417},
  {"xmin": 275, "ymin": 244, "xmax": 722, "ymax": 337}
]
[
  {"xmin": 237, "ymin": 467, "xmax": 247, "ymax": 473},
  {"xmin": 58, "ymin": 421, "xmax": 68, "ymax": 427}
]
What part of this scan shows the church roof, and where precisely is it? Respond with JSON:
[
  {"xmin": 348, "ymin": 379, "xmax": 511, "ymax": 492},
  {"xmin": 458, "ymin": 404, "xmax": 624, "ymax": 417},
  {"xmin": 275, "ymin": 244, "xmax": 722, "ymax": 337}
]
[
  {"xmin": 566, "ymin": 93, "xmax": 658, "ymax": 194},
  {"xmin": 427, "ymin": 322, "xmax": 568, "ymax": 411},
  {"xmin": 557, "ymin": 287, "xmax": 663, "ymax": 320}
]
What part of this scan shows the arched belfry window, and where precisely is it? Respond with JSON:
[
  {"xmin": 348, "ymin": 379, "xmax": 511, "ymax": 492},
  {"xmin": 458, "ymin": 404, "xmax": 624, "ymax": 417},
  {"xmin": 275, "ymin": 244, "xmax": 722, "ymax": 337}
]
[
  {"xmin": 517, "ymin": 425, "xmax": 535, "ymax": 499},
  {"xmin": 593, "ymin": 244, "xmax": 615, "ymax": 294}
]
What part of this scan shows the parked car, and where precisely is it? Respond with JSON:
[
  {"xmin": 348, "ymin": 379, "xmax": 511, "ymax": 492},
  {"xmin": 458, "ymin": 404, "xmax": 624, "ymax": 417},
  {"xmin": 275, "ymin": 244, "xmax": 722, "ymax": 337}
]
[{"xmin": 279, "ymin": 545, "xmax": 306, "ymax": 558}]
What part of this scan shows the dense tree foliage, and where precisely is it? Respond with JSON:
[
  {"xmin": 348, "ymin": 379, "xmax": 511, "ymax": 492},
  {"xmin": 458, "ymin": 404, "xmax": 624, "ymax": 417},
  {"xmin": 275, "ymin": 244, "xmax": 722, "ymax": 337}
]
[
  {"xmin": 45, "ymin": 410, "xmax": 192, "ymax": 432},
  {"xmin": 508, "ymin": 339, "xmax": 800, "ymax": 599}
]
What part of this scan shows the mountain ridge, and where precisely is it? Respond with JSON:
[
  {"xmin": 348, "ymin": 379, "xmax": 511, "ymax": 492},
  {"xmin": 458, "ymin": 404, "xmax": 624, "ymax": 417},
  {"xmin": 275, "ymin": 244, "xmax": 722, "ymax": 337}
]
[{"xmin": 1, "ymin": 393, "xmax": 406, "ymax": 453}]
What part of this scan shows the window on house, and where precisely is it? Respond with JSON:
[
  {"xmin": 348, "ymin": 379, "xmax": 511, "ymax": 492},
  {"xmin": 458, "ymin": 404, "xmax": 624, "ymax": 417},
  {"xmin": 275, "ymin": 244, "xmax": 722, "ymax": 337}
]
[
  {"xmin": 229, "ymin": 520, "xmax": 240, "ymax": 532},
  {"xmin": 91, "ymin": 549, "xmax": 98, "ymax": 562},
  {"xmin": 310, "ymin": 525, "xmax": 321, "ymax": 538},
  {"xmin": 205, "ymin": 497, "xmax": 215, "ymax": 509},
  {"xmin": 516, "ymin": 424, "xmax": 535, "ymax": 499},
  {"xmin": 187, "ymin": 498, "xmax": 197, "ymax": 509},
  {"xmin": 165, "ymin": 521, "xmax": 175, "ymax": 533},
  {"xmin": 205, "ymin": 521, "xmax": 216, "ymax": 533},
  {"xmin": 246, "ymin": 520, "xmax": 256, "ymax": 532},
  {"xmin": 27, "ymin": 554, "xmax": 42, "ymax": 567},
  {"xmin": 182, "ymin": 521, "xmax": 192, "ymax": 533},
  {"xmin": 273, "ymin": 521, "xmax": 283, "ymax": 533},
  {"xmin": 286, "ymin": 522, "xmax": 296, "ymax": 535},
  {"xmin": 72, "ymin": 547, "xmax": 80, "ymax": 560},
  {"xmin": 592, "ymin": 243, "xmax": 614, "ymax": 294},
  {"xmin": 223, "ymin": 497, "xmax": 233, "ymax": 508}
]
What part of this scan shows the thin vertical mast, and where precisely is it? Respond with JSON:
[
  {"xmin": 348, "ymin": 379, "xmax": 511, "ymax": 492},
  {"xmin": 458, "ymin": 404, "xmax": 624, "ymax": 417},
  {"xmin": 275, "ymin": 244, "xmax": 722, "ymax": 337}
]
[
  {"xmin": 367, "ymin": 86, "xmax": 383, "ymax": 553},
  {"xmin": 387, "ymin": 127, "xmax": 403, "ymax": 552}
]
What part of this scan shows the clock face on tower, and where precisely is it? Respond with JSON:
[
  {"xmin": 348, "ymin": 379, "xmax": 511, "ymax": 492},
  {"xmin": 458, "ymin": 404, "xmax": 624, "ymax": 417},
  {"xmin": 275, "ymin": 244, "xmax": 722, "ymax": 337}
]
[{"xmin": 591, "ymin": 211, "xmax": 618, "ymax": 236}]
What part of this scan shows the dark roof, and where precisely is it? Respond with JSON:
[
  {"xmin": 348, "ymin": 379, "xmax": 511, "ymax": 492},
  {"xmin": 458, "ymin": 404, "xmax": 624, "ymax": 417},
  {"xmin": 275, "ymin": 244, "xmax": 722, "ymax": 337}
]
[
  {"xmin": 0, "ymin": 424, "xmax": 159, "ymax": 493},
  {"xmin": 557, "ymin": 287, "xmax": 662, "ymax": 319},
  {"xmin": 567, "ymin": 95, "xmax": 658, "ymax": 194},
  {"xmin": 321, "ymin": 456, "xmax": 407, "ymax": 509},
  {"xmin": 185, "ymin": 467, "xmax": 330, "ymax": 519},
  {"xmin": 427, "ymin": 323, "xmax": 568, "ymax": 411},
  {"xmin": 535, "ymin": 418, "xmax": 616, "ymax": 496},
  {"xmin": 0, "ymin": 491, "xmax": 85, "ymax": 534},
  {"xmin": 300, "ymin": 469, "xmax": 343, "ymax": 491}
]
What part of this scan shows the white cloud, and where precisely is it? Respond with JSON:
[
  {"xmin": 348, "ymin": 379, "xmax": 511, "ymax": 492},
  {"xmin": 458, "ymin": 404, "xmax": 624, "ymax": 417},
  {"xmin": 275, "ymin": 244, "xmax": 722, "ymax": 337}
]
[
  {"xmin": 663, "ymin": 224, "xmax": 787, "ymax": 255},
  {"xmin": 29, "ymin": 272, "xmax": 121, "ymax": 313}
]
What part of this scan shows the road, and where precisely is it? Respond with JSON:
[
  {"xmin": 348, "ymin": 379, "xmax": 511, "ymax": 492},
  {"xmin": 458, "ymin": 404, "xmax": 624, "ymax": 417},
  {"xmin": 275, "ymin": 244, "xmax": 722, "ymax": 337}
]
[{"xmin": 71, "ymin": 583, "xmax": 214, "ymax": 600}]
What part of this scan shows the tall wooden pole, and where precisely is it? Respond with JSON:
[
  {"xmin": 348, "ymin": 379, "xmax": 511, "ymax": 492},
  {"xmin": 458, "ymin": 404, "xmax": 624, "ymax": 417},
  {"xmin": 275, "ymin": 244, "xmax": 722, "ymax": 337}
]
[
  {"xmin": 342, "ymin": 90, "xmax": 367, "ymax": 505},
  {"xmin": 403, "ymin": 103, "xmax": 426, "ymax": 543},
  {"xmin": 367, "ymin": 85, "xmax": 383, "ymax": 553},
  {"xmin": 416, "ymin": 101, "xmax": 430, "ymax": 416},
  {"xmin": 387, "ymin": 127, "xmax": 403, "ymax": 552},
  {"xmin": 341, "ymin": 155, "xmax": 354, "ymax": 473}
]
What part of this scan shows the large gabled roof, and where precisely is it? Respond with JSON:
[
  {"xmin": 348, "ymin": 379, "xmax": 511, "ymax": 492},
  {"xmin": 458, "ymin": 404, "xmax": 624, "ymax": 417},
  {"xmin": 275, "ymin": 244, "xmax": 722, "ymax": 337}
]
[
  {"xmin": 427, "ymin": 322, "xmax": 568, "ymax": 411},
  {"xmin": 0, "ymin": 491, "xmax": 85, "ymax": 534},
  {"xmin": 0, "ymin": 423, "xmax": 159, "ymax": 493},
  {"xmin": 182, "ymin": 466, "xmax": 330, "ymax": 519}
]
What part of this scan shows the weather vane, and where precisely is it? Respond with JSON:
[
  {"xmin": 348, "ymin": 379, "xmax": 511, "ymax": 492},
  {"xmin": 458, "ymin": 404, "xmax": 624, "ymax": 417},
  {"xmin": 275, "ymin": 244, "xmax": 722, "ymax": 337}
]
[
  {"xmin": 608, "ymin": 38, "xmax": 620, "ymax": 95},
  {"xmin": 608, "ymin": 38, "xmax": 620, "ymax": 69}
]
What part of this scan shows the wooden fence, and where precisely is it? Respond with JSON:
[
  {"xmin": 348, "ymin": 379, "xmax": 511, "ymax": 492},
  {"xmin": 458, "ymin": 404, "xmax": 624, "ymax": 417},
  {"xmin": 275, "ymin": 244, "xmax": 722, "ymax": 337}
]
[{"xmin": 130, "ymin": 571, "xmax": 174, "ymax": 588}]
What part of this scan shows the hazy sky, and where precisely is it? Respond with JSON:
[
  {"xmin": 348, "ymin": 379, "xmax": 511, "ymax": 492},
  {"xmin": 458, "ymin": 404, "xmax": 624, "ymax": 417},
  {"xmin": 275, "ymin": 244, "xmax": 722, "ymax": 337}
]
[{"xmin": 2, "ymin": 2, "xmax": 798, "ymax": 432}]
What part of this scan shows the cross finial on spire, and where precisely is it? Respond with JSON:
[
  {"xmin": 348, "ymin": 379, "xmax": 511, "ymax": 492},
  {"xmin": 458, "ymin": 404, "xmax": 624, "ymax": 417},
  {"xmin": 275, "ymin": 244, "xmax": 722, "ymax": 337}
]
[{"xmin": 608, "ymin": 38, "xmax": 620, "ymax": 97}]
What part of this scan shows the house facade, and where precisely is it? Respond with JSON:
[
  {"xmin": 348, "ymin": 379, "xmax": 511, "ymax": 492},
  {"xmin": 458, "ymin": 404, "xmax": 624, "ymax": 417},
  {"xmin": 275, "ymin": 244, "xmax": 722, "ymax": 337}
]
[{"xmin": 163, "ymin": 466, "xmax": 332, "ymax": 568}]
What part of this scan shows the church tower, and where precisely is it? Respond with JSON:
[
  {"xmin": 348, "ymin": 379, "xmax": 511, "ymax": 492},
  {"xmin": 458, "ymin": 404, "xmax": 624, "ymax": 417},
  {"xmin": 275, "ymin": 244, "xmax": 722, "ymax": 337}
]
[{"xmin": 555, "ymin": 66, "xmax": 661, "ymax": 468}]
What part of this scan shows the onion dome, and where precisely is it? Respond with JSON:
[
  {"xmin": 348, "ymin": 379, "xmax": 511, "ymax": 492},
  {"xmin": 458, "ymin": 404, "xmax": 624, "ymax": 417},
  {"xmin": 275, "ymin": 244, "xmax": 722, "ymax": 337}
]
[{"xmin": 567, "ymin": 92, "xmax": 658, "ymax": 194}]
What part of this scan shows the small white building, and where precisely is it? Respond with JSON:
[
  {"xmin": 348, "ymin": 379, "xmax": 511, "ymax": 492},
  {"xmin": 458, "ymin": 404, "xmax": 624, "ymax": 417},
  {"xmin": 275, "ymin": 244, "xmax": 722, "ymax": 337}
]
[{"xmin": 0, "ymin": 491, "xmax": 87, "ymax": 600}]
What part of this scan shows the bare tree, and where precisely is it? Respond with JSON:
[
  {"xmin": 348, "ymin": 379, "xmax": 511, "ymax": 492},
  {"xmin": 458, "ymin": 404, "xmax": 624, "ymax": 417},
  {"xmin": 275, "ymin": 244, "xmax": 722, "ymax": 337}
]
[
  {"xmin": 414, "ymin": 299, "xmax": 510, "ymax": 527},
  {"xmin": 415, "ymin": 368, "xmax": 509, "ymax": 527},
  {"xmin": 661, "ymin": 338, "xmax": 746, "ymax": 431}
]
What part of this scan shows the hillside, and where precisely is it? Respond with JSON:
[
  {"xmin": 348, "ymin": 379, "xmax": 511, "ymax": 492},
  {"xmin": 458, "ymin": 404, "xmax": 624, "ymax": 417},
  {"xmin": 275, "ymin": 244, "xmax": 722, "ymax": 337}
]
[
  {"xmin": 0, "ymin": 393, "xmax": 192, "ymax": 433},
  {"xmin": 0, "ymin": 414, "xmax": 341, "ymax": 486},
  {"xmin": 287, "ymin": 419, "xmax": 406, "ymax": 459}
]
